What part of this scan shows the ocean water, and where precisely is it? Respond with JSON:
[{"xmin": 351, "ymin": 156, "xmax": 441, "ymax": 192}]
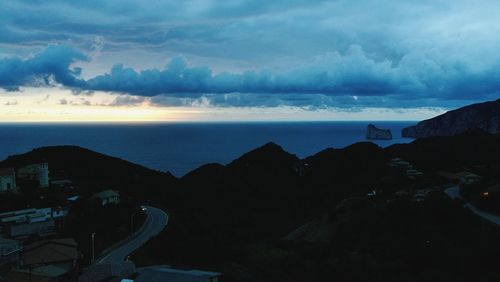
[{"xmin": 0, "ymin": 122, "xmax": 415, "ymax": 177}]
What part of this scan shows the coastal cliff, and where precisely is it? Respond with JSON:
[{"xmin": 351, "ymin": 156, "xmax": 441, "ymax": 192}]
[
  {"xmin": 402, "ymin": 99, "xmax": 500, "ymax": 138},
  {"xmin": 366, "ymin": 124, "xmax": 392, "ymax": 140}
]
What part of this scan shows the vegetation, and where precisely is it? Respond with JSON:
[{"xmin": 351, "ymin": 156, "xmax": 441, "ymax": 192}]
[{"xmin": 1, "ymin": 131, "xmax": 499, "ymax": 281}]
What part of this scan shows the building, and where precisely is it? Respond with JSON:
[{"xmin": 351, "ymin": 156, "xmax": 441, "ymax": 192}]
[
  {"xmin": 135, "ymin": 266, "xmax": 221, "ymax": 282},
  {"xmin": 388, "ymin": 158, "xmax": 413, "ymax": 169},
  {"xmin": 78, "ymin": 261, "xmax": 136, "ymax": 282},
  {"xmin": 0, "ymin": 237, "xmax": 22, "ymax": 267},
  {"xmin": 413, "ymin": 188, "xmax": 434, "ymax": 202},
  {"xmin": 50, "ymin": 179, "xmax": 74, "ymax": 189},
  {"xmin": 406, "ymin": 169, "xmax": 424, "ymax": 179},
  {"xmin": 437, "ymin": 171, "xmax": 483, "ymax": 185},
  {"xmin": 6, "ymin": 264, "xmax": 70, "ymax": 282},
  {"xmin": 6, "ymin": 238, "xmax": 79, "ymax": 282},
  {"xmin": 455, "ymin": 171, "xmax": 482, "ymax": 185},
  {"xmin": 0, "ymin": 168, "xmax": 17, "ymax": 193},
  {"xmin": 21, "ymin": 238, "xmax": 79, "ymax": 268},
  {"xmin": 9, "ymin": 220, "xmax": 56, "ymax": 239},
  {"xmin": 17, "ymin": 162, "xmax": 50, "ymax": 188},
  {"xmin": 0, "ymin": 207, "xmax": 68, "ymax": 239},
  {"xmin": 92, "ymin": 190, "xmax": 120, "ymax": 206}
]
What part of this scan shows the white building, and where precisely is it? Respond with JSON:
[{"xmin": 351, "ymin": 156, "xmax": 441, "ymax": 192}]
[
  {"xmin": 17, "ymin": 163, "xmax": 50, "ymax": 188},
  {"xmin": 0, "ymin": 168, "xmax": 17, "ymax": 193},
  {"xmin": 0, "ymin": 207, "xmax": 68, "ymax": 238}
]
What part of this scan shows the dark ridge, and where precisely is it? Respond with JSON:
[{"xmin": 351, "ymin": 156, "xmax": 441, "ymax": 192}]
[
  {"xmin": 227, "ymin": 141, "xmax": 299, "ymax": 171},
  {"xmin": 180, "ymin": 163, "xmax": 225, "ymax": 187},
  {"xmin": 0, "ymin": 145, "xmax": 178, "ymax": 203},
  {"xmin": 402, "ymin": 98, "xmax": 500, "ymax": 138},
  {"xmin": 386, "ymin": 131, "xmax": 500, "ymax": 171}
]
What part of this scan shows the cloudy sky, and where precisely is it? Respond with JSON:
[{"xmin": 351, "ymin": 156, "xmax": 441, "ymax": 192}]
[{"xmin": 1, "ymin": 0, "xmax": 499, "ymax": 122}]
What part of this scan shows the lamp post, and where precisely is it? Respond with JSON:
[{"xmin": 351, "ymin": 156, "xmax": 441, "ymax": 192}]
[
  {"xmin": 131, "ymin": 206, "xmax": 146, "ymax": 235},
  {"xmin": 91, "ymin": 232, "xmax": 96, "ymax": 264}
]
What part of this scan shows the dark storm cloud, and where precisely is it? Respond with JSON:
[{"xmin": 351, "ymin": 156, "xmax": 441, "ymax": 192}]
[
  {"xmin": 83, "ymin": 48, "xmax": 401, "ymax": 97},
  {"xmin": 0, "ymin": 45, "xmax": 87, "ymax": 90},
  {"xmin": 2, "ymin": 0, "xmax": 500, "ymax": 108},
  {"xmin": 1, "ymin": 44, "xmax": 500, "ymax": 108}
]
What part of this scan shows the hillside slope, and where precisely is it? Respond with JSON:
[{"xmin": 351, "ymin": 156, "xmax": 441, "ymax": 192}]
[
  {"xmin": 402, "ymin": 99, "xmax": 500, "ymax": 138},
  {"xmin": 0, "ymin": 146, "xmax": 178, "ymax": 203}
]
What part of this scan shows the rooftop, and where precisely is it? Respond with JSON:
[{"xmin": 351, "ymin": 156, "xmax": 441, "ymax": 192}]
[
  {"xmin": 0, "ymin": 167, "xmax": 15, "ymax": 177},
  {"xmin": 23, "ymin": 238, "xmax": 78, "ymax": 265},
  {"xmin": 455, "ymin": 171, "xmax": 481, "ymax": 178},
  {"xmin": 0, "ymin": 208, "xmax": 37, "ymax": 219},
  {"xmin": 92, "ymin": 189, "xmax": 120, "ymax": 199},
  {"xmin": 0, "ymin": 237, "xmax": 20, "ymax": 246},
  {"xmin": 136, "ymin": 266, "xmax": 221, "ymax": 282}
]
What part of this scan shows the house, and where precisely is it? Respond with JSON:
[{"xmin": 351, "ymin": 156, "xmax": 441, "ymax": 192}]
[
  {"xmin": 0, "ymin": 168, "xmax": 17, "ymax": 193},
  {"xmin": 50, "ymin": 179, "xmax": 74, "ymax": 189},
  {"xmin": 134, "ymin": 266, "xmax": 221, "ymax": 282},
  {"xmin": 21, "ymin": 238, "xmax": 79, "ymax": 268},
  {"xmin": 92, "ymin": 190, "xmax": 120, "ymax": 206},
  {"xmin": 17, "ymin": 162, "xmax": 50, "ymax": 188},
  {"xmin": 67, "ymin": 195, "xmax": 80, "ymax": 202},
  {"xmin": 78, "ymin": 261, "xmax": 135, "ymax": 282},
  {"xmin": 9, "ymin": 220, "xmax": 56, "ymax": 239},
  {"xmin": 395, "ymin": 190, "xmax": 410, "ymax": 198},
  {"xmin": 406, "ymin": 169, "xmax": 423, "ymax": 179},
  {"xmin": 6, "ymin": 264, "xmax": 70, "ymax": 282},
  {"xmin": 413, "ymin": 188, "xmax": 433, "ymax": 202},
  {"xmin": 0, "ymin": 237, "xmax": 22, "ymax": 267},
  {"xmin": 388, "ymin": 158, "xmax": 413, "ymax": 169},
  {"xmin": 6, "ymin": 238, "xmax": 79, "ymax": 282},
  {"xmin": 0, "ymin": 207, "xmax": 68, "ymax": 239},
  {"xmin": 455, "ymin": 171, "xmax": 482, "ymax": 185}
]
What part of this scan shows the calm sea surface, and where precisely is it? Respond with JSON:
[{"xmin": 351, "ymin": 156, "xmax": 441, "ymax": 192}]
[{"xmin": 0, "ymin": 122, "xmax": 415, "ymax": 177}]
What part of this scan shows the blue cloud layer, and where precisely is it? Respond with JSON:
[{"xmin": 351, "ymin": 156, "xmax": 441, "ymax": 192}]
[
  {"xmin": 2, "ymin": 1, "xmax": 500, "ymax": 108},
  {"xmin": 1, "ymin": 45, "xmax": 499, "ymax": 108},
  {"xmin": 0, "ymin": 45, "xmax": 87, "ymax": 91}
]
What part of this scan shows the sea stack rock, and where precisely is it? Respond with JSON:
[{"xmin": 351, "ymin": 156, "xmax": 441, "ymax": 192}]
[
  {"xmin": 366, "ymin": 124, "xmax": 392, "ymax": 140},
  {"xmin": 402, "ymin": 99, "xmax": 500, "ymax": 138}
]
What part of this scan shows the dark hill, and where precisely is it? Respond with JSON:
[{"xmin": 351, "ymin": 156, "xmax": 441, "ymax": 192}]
[
  {"xmin": 228, "ymin": 142, "xmax": 299, "ymax": 169},
  {"xmin": 225, "ymin": 142, "xmax": 303, "ymax": 186},
  {"xmin": 178, "ymin": 142, "xmax": 310, "ymax": 243},
  {"xmin": 135, "ymin": 133, "xmax": 500, "ymax": 282},
  {"xmin": 402, "ymin": 99, "xmax": 500, "ymax": 138},
  {"xmin": 386, "ymin": 130, "xmax": 500, "ymax": 172},
  {"xmin": 303, "ymin": 142, "xmax": 388, "ymax": 199},
  {"xmin": 181, "ymin": 163, "xmax": 225, "ymax": 187},
  {"xmin": 0, "ymin": 146, "xmax": 178, "ymax": 203}
]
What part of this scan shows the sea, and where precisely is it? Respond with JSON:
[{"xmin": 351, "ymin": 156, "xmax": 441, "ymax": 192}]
[{"xmin": 0, "ymin": 122, "xmax": 415, "ymax": 177}]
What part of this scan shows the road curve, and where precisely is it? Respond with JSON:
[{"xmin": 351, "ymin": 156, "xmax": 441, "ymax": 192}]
[
  {"xmin": 445, "ymin": 186, "xmax": 500, "ymax": 225},
  {"xmin": 97, "ymin": 205, "xmax": 168, "ymax": 264}
]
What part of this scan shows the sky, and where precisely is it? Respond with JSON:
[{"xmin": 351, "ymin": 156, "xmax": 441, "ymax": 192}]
[{"xmin": 1, "ymin": 0, "xmax": 499, "ymax": 122}]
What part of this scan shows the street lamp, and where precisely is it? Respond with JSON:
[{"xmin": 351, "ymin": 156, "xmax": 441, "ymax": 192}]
[
  {"xmin": 131, "ymin": 206, "xmax": 146, "ymax": 235},
  {"xmin": 91, "ymin": 232, "xmax": 96, "ymax": 264}
]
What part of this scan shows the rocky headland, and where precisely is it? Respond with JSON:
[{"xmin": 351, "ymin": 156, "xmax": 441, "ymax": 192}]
[
  {"xmin": 402, "ymin": 99, "xmax": 500, "ymax": 138},
  {"xmin": 366, "ymin": 124, "xmax": 392, "ymax": 140}
]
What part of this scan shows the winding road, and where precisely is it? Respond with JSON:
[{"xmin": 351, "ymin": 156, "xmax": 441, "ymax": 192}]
[
  {"xmin": 97, "ymin": 205, "xmax": 169, "ymax": 264},
  {"xmin": 445, "ymin": 186, "xmax": 500, "ymax": 225}
]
